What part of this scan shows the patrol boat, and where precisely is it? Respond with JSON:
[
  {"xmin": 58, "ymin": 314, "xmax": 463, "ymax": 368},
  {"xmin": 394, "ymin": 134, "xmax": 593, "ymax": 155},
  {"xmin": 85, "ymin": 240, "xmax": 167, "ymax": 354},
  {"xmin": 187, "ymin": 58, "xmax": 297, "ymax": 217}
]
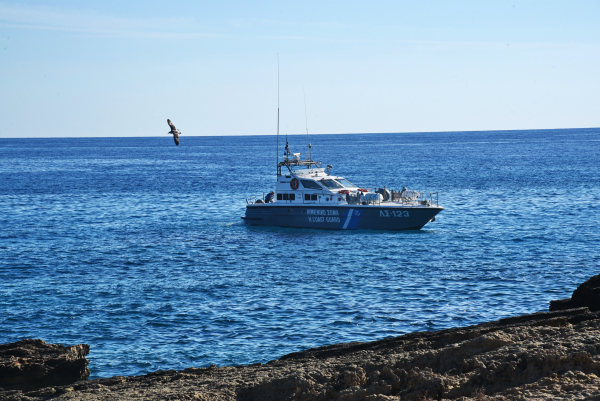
[{"xmin": 242, "ymin": 151, "xmax": 443, "ymax": 230}]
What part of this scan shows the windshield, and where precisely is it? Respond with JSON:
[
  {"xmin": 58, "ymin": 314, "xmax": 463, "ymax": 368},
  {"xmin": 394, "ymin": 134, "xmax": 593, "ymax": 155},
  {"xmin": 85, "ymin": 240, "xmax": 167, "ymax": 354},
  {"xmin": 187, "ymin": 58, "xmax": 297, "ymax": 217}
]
[
  {"xmin": 320, "ymin": 179, "xmax": 344, "ymax": 189},
  {"xmin": 336, "ymin": 178, "xmax": 357, "ymax": 188},
  {"xmin": 300, "ymin": 180, "xmax": 323, "ymax": 190}
]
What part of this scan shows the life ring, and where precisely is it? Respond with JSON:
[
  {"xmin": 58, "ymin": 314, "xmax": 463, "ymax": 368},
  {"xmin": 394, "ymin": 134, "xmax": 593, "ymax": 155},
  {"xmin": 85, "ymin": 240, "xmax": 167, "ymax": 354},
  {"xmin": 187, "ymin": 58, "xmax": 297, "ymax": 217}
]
[
  {"xmin": 290, "ymin": 178, "xmax": 299, "ymax": 190},
  {"xmin": 338, "ymin": 190, "xmax": 350, "ymax": 194},
  {"xmin": 358, "ymin": 188, "xmax": 369, "ymax": 193}
]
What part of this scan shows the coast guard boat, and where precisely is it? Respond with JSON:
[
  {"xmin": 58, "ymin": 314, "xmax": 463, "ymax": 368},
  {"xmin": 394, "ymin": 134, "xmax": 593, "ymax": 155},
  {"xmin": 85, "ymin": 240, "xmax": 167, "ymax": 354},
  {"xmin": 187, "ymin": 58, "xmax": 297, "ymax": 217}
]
[{"xmin": 243, "ymin": 149, "xmax": 443, "ymax": 230}]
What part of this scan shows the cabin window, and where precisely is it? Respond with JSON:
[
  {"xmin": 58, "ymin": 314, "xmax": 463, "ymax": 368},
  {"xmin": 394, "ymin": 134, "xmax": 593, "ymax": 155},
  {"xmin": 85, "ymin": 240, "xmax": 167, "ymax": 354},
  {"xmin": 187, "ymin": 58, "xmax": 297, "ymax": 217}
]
[
  {"xmin": 320, "ymin": 179, "xmax": 344, "ymax": 189},
  {"xmin": 301, "ymin": 180, "xmax": 322, "ymax": 190},
  {"xmin": 311, "ymin": 194, "xmax": 317, "ymax": 201},
  {"xmin": 304, "ymin": 194, "xmax": 310, "ymax": 201},
  {"xmin": 336, "ymin": 178, "xmax": 356, "ymax": 188},
  {"xmin": 278, "ymin": 193, "xmax": 295, "ymax": 201}
]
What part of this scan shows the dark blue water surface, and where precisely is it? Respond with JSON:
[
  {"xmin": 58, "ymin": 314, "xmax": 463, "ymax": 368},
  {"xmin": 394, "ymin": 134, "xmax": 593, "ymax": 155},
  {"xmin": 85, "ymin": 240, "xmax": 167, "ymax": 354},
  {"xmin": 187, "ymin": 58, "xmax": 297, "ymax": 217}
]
[{"xmin": 1, "ymin": 129, "xmax": 599, "ymax": 379}]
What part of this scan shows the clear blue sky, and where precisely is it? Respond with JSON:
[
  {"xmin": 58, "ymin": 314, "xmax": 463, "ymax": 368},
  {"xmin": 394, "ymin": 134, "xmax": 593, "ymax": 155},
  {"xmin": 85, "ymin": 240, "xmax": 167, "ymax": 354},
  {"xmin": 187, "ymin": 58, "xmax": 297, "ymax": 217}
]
[{"xmin": 1, "ymin": 1, "xmax": 599, "ymax": 137}]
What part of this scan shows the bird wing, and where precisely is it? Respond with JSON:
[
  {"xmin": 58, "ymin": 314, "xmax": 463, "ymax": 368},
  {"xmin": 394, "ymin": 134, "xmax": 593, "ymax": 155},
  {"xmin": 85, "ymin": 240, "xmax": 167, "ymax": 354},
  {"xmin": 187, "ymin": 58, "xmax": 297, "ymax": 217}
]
[
  {"xmin": 173, "ymin": 132, "xmax": 179, "ymax": 146},
  {"xmin": 167, "ymin": 119, "xmax": 177, "ymax": 131}
]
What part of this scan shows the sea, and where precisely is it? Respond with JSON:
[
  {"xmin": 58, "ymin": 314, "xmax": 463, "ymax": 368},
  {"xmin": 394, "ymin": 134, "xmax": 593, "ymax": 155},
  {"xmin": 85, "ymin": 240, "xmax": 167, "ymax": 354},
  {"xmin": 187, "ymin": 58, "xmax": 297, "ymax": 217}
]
[{"xmin": 1, "ymin": 128, "xmax": 599, "ymax": 379}]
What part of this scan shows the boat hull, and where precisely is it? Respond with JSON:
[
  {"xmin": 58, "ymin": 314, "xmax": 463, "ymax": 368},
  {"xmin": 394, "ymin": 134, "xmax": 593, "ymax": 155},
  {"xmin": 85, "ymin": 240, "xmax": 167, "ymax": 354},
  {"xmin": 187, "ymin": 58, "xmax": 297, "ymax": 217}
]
[{"xmin": 243, "ymin": 204, "xmax": 443, "ymax": 230}]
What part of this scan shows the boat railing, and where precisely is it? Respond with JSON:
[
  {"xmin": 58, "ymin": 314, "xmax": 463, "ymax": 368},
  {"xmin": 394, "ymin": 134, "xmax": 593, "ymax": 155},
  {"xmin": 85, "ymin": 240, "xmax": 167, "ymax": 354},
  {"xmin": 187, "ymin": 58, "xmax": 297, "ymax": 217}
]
[
  {"xmin": 389, "ymin": 189, "xmax": 438, "ymax": 206},
  {"xmin": 248, "ymin": 189, "xmax": 439, "ymax": 206},
  {"xmin": 340, "ymin": 188, "xmax": 437, "ymax": 206},
  {"xmin": 429, "ymin": 192, "xmax": 439, "ymax": 207},
  {"xmin": 246, "ymin": 194, "xmax": 268, "ymax": 204}
]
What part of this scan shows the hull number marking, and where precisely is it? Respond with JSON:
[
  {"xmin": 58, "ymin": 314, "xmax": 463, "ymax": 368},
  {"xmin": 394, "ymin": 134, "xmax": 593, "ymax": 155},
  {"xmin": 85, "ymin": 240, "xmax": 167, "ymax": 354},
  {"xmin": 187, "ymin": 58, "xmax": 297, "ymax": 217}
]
[{"xmin": 380, "ymin": 210, "xmax": 409, "ymax": 217}]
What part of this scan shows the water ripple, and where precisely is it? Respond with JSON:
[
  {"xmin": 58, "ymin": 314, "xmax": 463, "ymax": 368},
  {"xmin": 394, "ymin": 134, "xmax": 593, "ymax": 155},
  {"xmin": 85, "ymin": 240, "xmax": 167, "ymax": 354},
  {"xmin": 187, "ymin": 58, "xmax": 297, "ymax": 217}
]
[{"xmin": 1, "ymin": 129, "xmax": 599, "ymax": 378}]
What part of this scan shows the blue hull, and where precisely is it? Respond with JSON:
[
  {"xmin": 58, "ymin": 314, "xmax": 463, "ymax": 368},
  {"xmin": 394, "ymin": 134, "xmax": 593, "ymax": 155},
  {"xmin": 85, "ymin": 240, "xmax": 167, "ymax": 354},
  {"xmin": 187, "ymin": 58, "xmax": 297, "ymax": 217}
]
[{"xmin": 243, "ymin": 204, "xmax": 443, "ymax": 230}]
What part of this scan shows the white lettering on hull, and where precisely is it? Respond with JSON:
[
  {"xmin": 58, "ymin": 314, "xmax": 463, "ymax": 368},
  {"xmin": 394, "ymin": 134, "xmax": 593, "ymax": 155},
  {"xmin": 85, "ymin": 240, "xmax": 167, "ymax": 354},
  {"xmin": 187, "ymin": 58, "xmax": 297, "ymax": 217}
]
[
  {"xmin": 308, "ymin": 216, "xmax": 341, "ymax": 223},
  {"xmin": 380, "ymin": 210, "xmax": 410, "ymax": 217},
  {"xmin": 307, "ymin": 209, "xmax": 340, "ymax": 216}
]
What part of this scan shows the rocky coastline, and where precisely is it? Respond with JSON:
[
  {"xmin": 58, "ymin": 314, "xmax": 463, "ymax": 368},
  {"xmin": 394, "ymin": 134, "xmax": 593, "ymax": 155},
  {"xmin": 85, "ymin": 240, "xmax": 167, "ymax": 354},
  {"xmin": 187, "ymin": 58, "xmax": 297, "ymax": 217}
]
[{"xmin": 2, "ymin": 275, "xmax": 600, "ymax": 400}]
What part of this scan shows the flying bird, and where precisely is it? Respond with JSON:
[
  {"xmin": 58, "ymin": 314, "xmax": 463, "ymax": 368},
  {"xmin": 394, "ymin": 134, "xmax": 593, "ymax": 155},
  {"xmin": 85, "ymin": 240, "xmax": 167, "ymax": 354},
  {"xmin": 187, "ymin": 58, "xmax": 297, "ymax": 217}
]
[{"xmin": 167, "ymin": 119, "xmax": 180, "ymax": 146}]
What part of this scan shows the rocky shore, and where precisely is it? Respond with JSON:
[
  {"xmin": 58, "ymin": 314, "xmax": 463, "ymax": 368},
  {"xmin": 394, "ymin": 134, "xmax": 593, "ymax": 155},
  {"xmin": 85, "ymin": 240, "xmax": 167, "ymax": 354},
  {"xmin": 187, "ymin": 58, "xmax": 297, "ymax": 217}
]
[
  {"xmin": 0, "ymin": 340, "xmax": 89, "ymax": 393},
  {"xmin": 2, "ymin": 276, "xmax": 600, "ymax": 401}
]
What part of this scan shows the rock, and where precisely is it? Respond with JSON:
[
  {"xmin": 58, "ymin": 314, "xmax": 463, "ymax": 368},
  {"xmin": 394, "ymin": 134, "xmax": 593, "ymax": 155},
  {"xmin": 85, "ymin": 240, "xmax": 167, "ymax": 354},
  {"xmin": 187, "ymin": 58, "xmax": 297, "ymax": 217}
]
[
  {"xmin": 0, "ymin": 339, "xmax": 89, "ymax": 392},
  {"xmin": 549, "ymin": 298, "xmax": 572, "ymax": 311},
  {"xmin": 550, "ymin": 274, "xmax": 600, "ymax": 311},
  {"xmin": 570, "ymin": 274, "xmax": 600, "ymax": 311}
]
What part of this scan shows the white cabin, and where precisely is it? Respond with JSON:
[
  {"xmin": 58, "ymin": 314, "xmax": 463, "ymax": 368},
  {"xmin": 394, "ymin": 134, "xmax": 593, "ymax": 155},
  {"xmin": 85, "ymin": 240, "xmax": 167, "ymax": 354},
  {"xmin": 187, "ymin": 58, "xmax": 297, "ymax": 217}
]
[{"xmin": 266, "ymin": 154, "xmax": 388, "ymax": 206}]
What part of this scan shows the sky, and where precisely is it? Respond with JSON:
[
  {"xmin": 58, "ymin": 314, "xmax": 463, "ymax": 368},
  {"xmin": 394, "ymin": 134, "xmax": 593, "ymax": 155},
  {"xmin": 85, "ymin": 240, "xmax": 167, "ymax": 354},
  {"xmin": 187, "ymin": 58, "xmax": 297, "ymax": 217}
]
[{"xmin": 1, "ymin": 1, "xmax": 599, "ymax": 137}]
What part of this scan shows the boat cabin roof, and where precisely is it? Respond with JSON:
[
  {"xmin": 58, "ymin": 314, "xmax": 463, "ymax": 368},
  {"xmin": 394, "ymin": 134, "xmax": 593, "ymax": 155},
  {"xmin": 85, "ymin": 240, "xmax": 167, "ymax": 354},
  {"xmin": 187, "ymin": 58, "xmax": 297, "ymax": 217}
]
[
  {"xmin": 276, "ymin": 174, "xmax": 357, "ymax": 192},
  {"xmin": 275, "ymin": 154, "xmax": 358, "ymax": 193}
]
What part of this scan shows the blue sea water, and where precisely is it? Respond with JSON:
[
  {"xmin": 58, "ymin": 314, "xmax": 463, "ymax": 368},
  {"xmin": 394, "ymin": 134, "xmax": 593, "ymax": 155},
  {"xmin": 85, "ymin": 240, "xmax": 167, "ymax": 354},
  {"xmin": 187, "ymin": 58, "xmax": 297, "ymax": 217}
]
[{"xmin": 1, "ymin": 129, "xmax": 599, "ymax": 379}]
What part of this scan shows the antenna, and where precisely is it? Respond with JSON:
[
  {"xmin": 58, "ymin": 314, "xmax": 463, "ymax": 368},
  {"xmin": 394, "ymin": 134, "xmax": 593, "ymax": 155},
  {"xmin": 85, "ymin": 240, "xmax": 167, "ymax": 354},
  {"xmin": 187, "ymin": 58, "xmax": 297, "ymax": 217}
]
[
  {"xmin": 277, "ymin": 54, "xmax": 280, "ymax": 175},
  {"xmin": 282, "ymin": 59, "xmax": 288, "ymax": 162},
  {"xmin": 303, "ymin": 87, "xmax": 311, "ymax": 161}
]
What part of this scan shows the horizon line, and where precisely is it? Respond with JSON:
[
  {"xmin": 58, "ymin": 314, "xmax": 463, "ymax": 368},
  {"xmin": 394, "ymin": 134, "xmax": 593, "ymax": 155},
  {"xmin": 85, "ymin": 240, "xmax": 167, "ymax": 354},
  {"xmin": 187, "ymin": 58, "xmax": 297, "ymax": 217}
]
[{"xmin": 0, "ymin": 126, "xmax": 599, "ymax": 139}]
